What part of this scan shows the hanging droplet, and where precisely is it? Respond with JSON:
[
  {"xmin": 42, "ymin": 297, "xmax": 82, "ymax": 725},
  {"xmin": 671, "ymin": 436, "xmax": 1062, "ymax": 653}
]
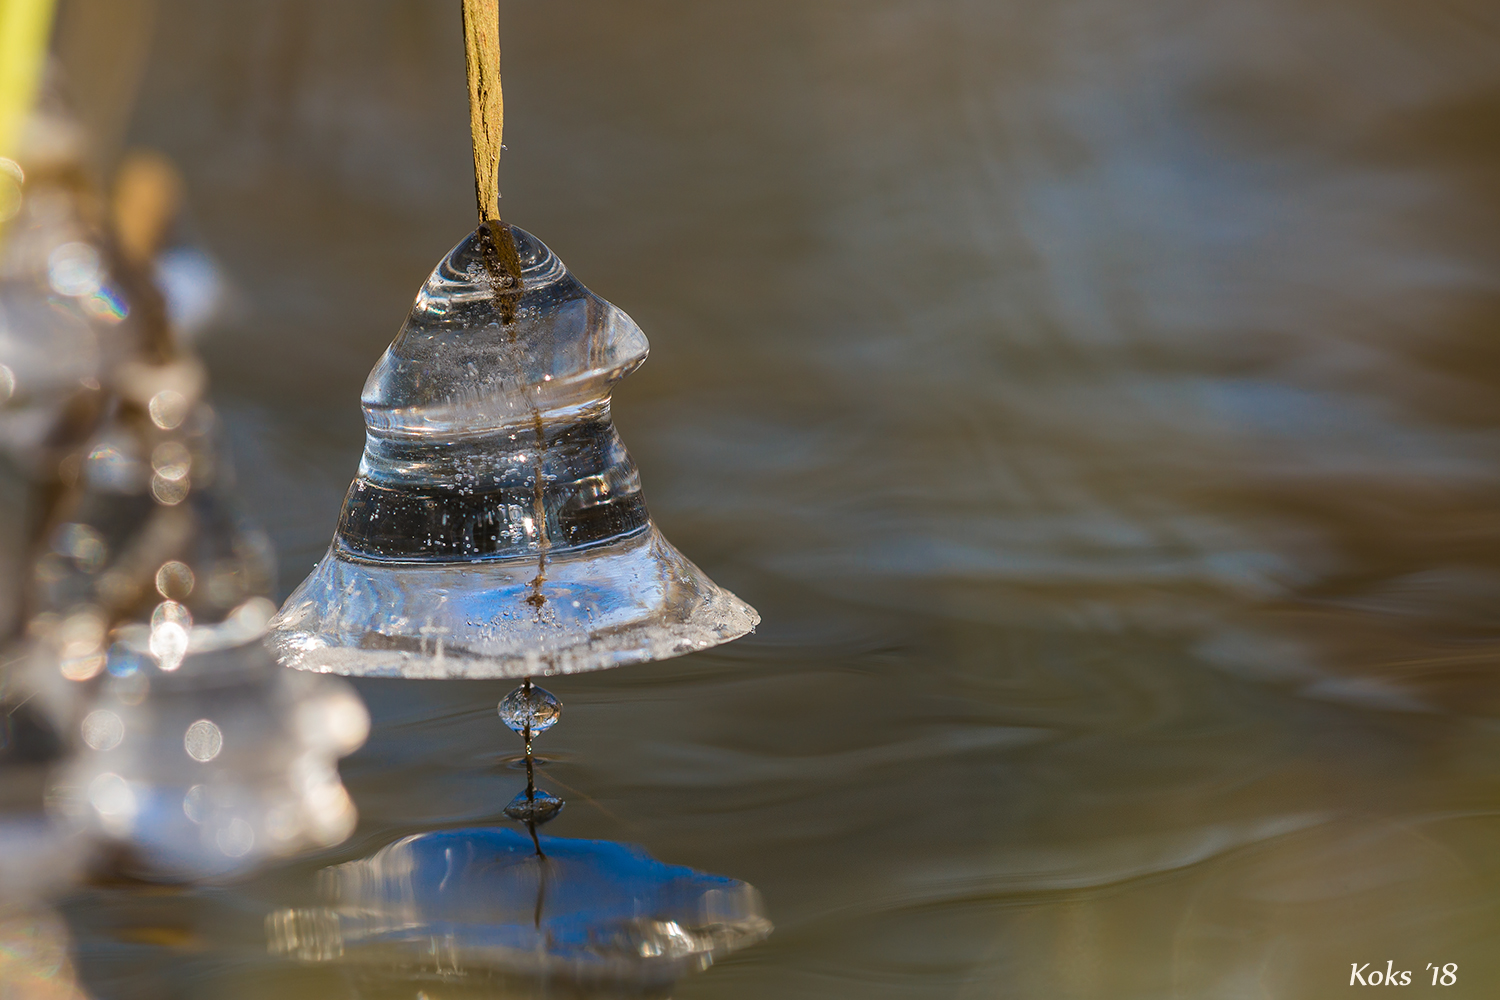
[
  {"xmin": 497, "ymin": 683, "xmax": 560, "ymax": 737},
  {"xmin": 503, "ymin": 789, "xmax": 564, "ymax": 825},
  {"xmin": 268, "ymin": 224, "xmax": 758, "ymax": 679}
]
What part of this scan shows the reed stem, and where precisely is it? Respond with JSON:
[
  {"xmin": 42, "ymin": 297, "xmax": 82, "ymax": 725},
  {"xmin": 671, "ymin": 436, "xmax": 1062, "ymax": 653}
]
[
  {"xmin": 461, "ymin": 0, "xmax": 503, "ymax": 224},
  {"xmin": 0, "ymin": 0, "xmax": 59, "ymax": 244}
]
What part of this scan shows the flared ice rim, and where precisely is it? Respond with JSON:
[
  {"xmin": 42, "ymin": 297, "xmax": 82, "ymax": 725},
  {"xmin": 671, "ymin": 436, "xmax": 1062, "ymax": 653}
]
[{"xmin": 266, "ymin": 529, "xmax": 759, "ymax": 680}]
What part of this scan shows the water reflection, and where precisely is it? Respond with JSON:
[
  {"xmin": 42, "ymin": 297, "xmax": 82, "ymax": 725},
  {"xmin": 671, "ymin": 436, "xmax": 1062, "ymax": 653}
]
[{"xmin": 268, "ymin": 827, "xmax": 771, "ymax": 998}]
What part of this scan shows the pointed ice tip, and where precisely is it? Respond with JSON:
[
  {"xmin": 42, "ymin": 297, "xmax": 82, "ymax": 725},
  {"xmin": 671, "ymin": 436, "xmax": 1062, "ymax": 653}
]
[
  {"xmin": 410, "ymin": 223, "xmax": 648, "ymax": 365},
  {"xmin": 411, "ymin": 223, "xmax": 567, "ymax": 313},
  {"xmin": 364, "ymin": 223, "xmax": 649, "ymax": 428}
]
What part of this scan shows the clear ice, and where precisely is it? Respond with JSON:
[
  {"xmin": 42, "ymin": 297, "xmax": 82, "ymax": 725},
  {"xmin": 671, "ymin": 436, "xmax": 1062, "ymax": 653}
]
[
  {"xmin": 0, "ymin": 112, "xmax": 142, "ymax": 642},
  {"xmin": 53, "ymin": 628, "xmax": 369, "ymax": 881},
  {"xmin": 31, "ymin": 392, "xmax": 275, "ymax": 637},
  {"xmin": 269, "ymin": 223, "xmax": 758, "ymax": 678},
  {"xmin": 497, "ymin": 682, "xmax": 560, "ymax": 736},
  {"xmin": 0, "ymin": 111, "xmax": 140, "ymax": 477},
  {"xmin": 30, "ymin": 366, "xmax": 368, "ymax": 880}
]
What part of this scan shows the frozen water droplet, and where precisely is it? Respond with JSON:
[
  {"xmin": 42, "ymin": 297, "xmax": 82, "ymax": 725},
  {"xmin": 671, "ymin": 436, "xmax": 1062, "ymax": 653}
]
[
  {"xmin": 503, "ymin": 789, "xmax": 564, "ymax": 825},
  {"xmin": 497, "ymin": 684, "xmax": 561, "ymax": 736}
]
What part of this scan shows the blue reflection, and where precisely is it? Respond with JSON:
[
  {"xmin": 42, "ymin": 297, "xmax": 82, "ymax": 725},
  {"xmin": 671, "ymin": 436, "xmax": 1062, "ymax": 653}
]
[{"xmin": 270, "ymin": 827, "xmax": 771, "ymax": 991}]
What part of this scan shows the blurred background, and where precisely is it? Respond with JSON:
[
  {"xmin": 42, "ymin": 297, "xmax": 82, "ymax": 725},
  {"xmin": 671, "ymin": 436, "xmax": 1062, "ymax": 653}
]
[{"xmin": 39, "ymin": 0, "xmax": 1500, "ymax": 995}]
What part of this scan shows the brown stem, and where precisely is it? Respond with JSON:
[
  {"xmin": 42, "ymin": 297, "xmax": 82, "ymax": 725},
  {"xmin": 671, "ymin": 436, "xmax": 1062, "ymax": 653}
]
[
  {"xmin": 526, "ymin": 409, "xmax": 549, "ymax": 612},
  {"xmin": 461, "ymin": 0, "xmax": 504, "ymax": 224},
  {"xmin": 475, "ymin": 218, "xmax": 522, "ymax": 324},
  {"xmin": 533, "ymin": 853, "xmax": 547, "ymax": 928},
  {"xmin": 522, "ymin": 676, "xmax": 545, "ymax": 859},
  {"xmin": 463, "ymin": 8, "xmax": 545, "ymax": 617},
  {"xmin": 527, "ymin": 818, "xmax": 544, "ymax": 860}
]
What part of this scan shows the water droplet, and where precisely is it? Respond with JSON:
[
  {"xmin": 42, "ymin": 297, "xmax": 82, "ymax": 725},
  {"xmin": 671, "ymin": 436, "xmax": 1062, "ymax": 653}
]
[
  {"xmin": 151, "ymin": 440, "xmax": 192, "ymax": 480},
  {"xmin": 150, "ymin": 600, "xmax": 192, "ymax": 670},
  {"xmin": 503, "ymin": 789, "xmax": 564, "ymax": 825},
  {"xmin": 497, "ymin": 683, "xmax": 561, "ymax": 736},
  {"xmin": 152, "ymin": 600, "xmax": 192, "ymax": 630},
  {"xmin": 151, "ymin": 471, "xmax": 190, "ymax": 504}
]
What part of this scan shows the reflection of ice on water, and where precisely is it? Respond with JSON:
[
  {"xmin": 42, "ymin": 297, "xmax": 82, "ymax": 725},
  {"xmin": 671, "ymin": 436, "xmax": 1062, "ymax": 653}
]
[
  {"xmin": 269, "ymin": 225, "xmax": 757, "ymax": 680},
  {"xmin": 268, "ymin": 827, "xmax": 772, "ymax": 995}
]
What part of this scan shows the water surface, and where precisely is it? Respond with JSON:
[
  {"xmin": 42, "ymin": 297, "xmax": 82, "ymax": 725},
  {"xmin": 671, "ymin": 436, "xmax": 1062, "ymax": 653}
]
[{"xmin": 56, "ymin": 0, "xmax": 1500, "ymax": 996}]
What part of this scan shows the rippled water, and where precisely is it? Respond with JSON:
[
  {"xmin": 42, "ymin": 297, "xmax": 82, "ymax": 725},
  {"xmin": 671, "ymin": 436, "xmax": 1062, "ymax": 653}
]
[{"xmin": 50, "ymin": 0, "xmax": 1500, "ymax": 996}]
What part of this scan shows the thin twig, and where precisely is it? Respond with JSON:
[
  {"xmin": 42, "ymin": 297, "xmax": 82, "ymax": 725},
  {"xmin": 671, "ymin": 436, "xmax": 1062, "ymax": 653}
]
[
  {"xmin": 461, "ymin": 0, "xmax": 503, "ymax": 224},
  {"xmin": 463, "ymin": 2, "xmax": 524, "ymax": 319}
]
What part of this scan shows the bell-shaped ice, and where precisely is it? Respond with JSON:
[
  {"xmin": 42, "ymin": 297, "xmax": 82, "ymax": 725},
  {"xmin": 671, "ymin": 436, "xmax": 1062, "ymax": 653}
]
[
  {"xmin": 0, "ymin": 98, "xmax": 139, "ymax": 478},
  {"xmin": 0, "ymin": 104, "xmax": 142, "ymax": 642},
  {"xmin": 21, "ymin": 370, "xmax": 276, "ymax": 727},
  {"xmin": 27, "ymin": 365, "xmax": 368, "ymax": 881},
  {"xmin": 50, "ymin": 612, "xmax": 369, "ymax": 882},
  {"xmin": 269, "ymin": 224, "xmax": 757, "ymax": 678},
  {"xmin": 33, "ymin": 387, "xmax": 273, "ymax": 628}
]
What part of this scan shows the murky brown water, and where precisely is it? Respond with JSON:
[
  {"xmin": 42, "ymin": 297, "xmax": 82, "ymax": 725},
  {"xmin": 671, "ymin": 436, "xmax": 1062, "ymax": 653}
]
[{"xmin": 48, "ymin": 0, "xmax": 1500, "ymax": 996}]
